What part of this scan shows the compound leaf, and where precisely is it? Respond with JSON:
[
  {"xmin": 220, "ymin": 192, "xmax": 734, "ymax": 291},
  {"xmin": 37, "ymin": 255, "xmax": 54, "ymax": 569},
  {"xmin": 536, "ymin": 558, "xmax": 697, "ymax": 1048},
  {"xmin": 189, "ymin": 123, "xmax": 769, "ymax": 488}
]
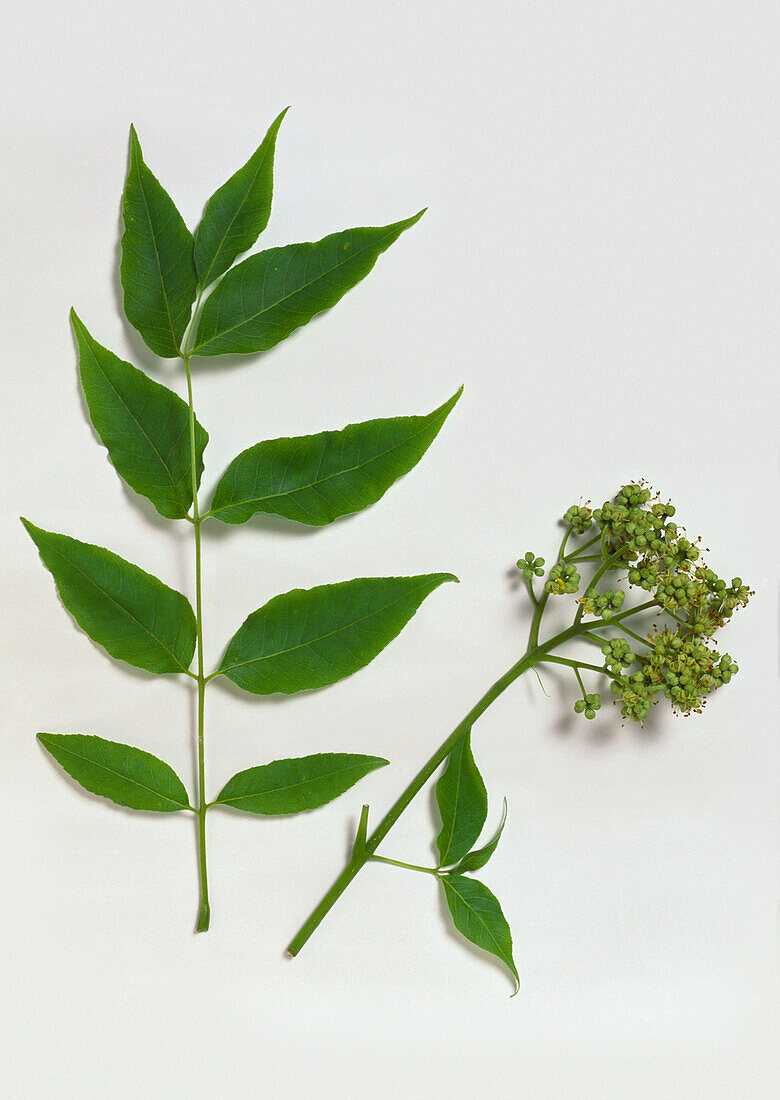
[
  {"xmin": 192, "ymin": 212, "xmax": 424, "ymax": 357},
  {"xmin": 72, "ymin": 310, "xmax": 207, "ymax": 519},
  {"xmin": 216, "ymin": 573, "xmax": 456, "ymax": 695},
  {"xmin": 214, "ymin": 753, "xmax": 387, "ymax": 815},
  {"xmin": 22, "ymin": 520, "xmax": 196, "ymax": 675},
  {"xmin": 436, "ymin": 731, "xmax": 488, "ymax": 868},
  {"xmin": 440, "ymin": 875, "xmax": 519, "ymax": 993},
  {"xmin": 194, "ymin": 107, "xmax": 288, "ymax": 288},
  {"xmin": 38, "ymin": 733, "xmax": 191, "ymax": 812},
  {"xmin": 121, "ymin": 125, "xmax": 197, "ymax": 358},
  {"xmin": 207, "ymin": 388, "xmax": 461, "ymax": 526}
]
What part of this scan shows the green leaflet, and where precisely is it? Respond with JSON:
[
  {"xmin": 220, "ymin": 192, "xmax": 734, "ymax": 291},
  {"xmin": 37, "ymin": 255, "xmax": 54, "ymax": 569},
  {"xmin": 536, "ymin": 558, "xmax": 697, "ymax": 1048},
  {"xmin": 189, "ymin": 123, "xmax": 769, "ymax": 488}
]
[
  {"xmin": 194, "ymin": 108, "xmax": 288, "ymax": 288},
  {"xmin": 72, "ymin": 311, "xmax": 208, "ymax": 520},
  {"xmin": 22, "ymin": 520, "xmax": 196, "ymax": 675},
  {"xmin": 192, "ymin": 213, "xmax": 424, "ymax": 357},
  {"xmin": 38, "ymin": 733, "xmax": 191, "ymax": 812},
  {"xmin": 440, "ymin": 875, "xmax": 519, "ymax": 994},
  {"xmin": 436, "ymin": 731, "xmax": 488, "ymax": 868},
  {"xmin": 447, "ymin": 799, "xmax": 507, "ymax": 875},
  {"xmin": 214, "ymin": 753, "xmax": 388, "ymax": 815},
  {"xmin": 216, "ymin": 573, "xmax": 456, "ymax": 695},
  {"xmin": 207, "ymin": 388, "xmax": 462, "ymax": 526},
  {"xmin": 121, "ymin": 126, "xmax": 197, "ymax": 358}
]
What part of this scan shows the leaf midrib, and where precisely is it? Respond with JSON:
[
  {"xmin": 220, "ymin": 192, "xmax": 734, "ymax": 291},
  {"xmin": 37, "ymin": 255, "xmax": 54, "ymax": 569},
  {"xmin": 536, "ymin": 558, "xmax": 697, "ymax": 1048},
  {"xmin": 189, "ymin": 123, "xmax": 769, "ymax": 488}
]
[
  {"xmin": 133, "ymin": 151, "xmax": 181, "ymax": 355},
  {"xmin": 438, "ymin": 743, "xmax": 467, "ymax": 866},
  {"xmin": 443, "ymin": 877, "xmax": 514, "ymax": 970},
  {"xmin": 41, "ymin": 736, "xmax": 188, "ymax": 810},
  {"xmin": 216, "ymin": 760, "xmax": 379, "ymax": 805},
  {"xmin": 43, "ymin": 534, "xmax": 191, "ymax": 674},
  {"xmin": 211, "ymin": 411, "xmax": 445, "ymax": 517},
  {"xmin": 193, "ymin": 224, "xmax": 405, "ymax": 352},
  {"xmin": 82, "ymin": 335, "xmax": 191, "ymax": 517},
  {"xmin": 218, "ymin": 578, "xmax": 440, "ymax": 677},
  {"xmin": 198, "ymin": 145, "xmax": 273, "ymax": 288}
]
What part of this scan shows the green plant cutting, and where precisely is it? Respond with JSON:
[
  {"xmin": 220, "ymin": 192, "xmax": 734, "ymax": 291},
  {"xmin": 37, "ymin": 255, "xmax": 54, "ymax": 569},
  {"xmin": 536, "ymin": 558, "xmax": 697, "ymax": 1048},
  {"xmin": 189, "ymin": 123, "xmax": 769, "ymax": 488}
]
[
  {"xmin": 25, "ymin": 110, "xmax": 460, "ymax": 932},
  {"xmin": 23, "ymin": 113, "xmax": 752, "ymax": 991},
  {"xmin": 286, "ymin": 484, "xmax": 751, "ymax": 991}
]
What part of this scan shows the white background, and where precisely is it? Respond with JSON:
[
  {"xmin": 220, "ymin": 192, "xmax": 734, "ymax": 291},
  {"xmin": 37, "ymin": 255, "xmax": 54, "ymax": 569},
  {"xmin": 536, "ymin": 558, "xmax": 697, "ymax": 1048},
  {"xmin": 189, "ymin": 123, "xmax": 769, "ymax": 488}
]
[{"xmin": 1, "ymin": 2, "xmax": 777, "ymax": 1097}]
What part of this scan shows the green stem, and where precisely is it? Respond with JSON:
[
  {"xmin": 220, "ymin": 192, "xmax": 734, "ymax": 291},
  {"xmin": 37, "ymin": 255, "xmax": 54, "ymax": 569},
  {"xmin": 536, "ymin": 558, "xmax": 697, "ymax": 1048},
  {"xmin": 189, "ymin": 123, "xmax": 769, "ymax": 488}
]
[
  {"xmin": 528, "ymin": 525, "xmax": 574, "ymax": 647},
  {"xmin": 574, "ymin": 666, "xmax": 587, "ymax": 696},
  {"xmin": 564, "ymin": 532, "xmax": 601, "ymax": 560},
  {"xmin": 538, "ymin": 654, "xmax": 606, "ymax": 676},
  {"xmin": 588, "ymin": 599, "xmax": 659, "ymax": 626},
  {"xmin": 611, "ymin": 622, "xmax": 651, "ymax": 648},
  {"xmin": 285, "ymin": 548, "xmax": 661, "ymax": 956},
  {"xmin": 184, "ymin": 353, "xmax": 210, "ymax": 933},
  {"xmin": 286, "ymin": 621, "xmax": 582, "ymax": 957},
  {"xmin": 370, "ymin": 855, "xmax": 441, "ymax": 876}
]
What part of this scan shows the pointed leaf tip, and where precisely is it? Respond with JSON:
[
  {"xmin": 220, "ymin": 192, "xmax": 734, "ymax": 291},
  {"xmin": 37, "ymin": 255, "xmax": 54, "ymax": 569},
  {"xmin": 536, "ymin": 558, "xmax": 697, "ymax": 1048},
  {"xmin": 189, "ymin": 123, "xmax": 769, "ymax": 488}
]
[
  {"xmin": 23, "ymin": 522, "xmax": 196, "ymax": 675},
  {"xmin": 193, "ymin": 213, "xmax": 429, "ymax": 357},
  {"xmin": 37, "ymin": 732, "xmax": 191, "ymax": 812},
  {"xmin": 121, "ymin": 127, "xmax": 196, "ymax": 357},
  {"xmin": 217, "ymin": 573, "xmax": 455, "ymax": 695},
  {"xmin": 194, "ymin": 107, "xmax": 291, "ymax": 287},
  {"xmin": 441, "ymin": 875, "xmax": 519, "ymax": 993},
  {"xmin": 208, "ymin": 390, "xmax": 464, "ymax": 527},
  {"xmin": 214, "ymin": 754, "xmax": 388, "ymax": 815},
  {"xmin": 73, "ymin": 315, "xmax": 207, "ymax": 518}
]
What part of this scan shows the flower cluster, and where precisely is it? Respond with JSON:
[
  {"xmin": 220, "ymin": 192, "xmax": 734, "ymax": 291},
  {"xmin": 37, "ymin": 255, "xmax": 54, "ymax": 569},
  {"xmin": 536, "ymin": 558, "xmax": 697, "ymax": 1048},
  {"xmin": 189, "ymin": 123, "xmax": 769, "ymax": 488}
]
[
  {"xmin": 610, "ymin": 629, "xmax": 739, "ymax": 720},
  {"xmin": 574, "ymin": 483, "xmax": 752, "ymax": 721},
  {"xmin": 590, "ymin": 484, "xmax": 749, "ymax": 630}
]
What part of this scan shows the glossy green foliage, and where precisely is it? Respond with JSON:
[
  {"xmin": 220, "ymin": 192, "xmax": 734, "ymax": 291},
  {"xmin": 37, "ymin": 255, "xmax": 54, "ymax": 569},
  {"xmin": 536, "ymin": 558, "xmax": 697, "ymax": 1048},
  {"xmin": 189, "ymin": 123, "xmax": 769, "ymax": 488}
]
[
  {"xmin": 208, "ymin": 388, "xmax": 461, "ymax": 526},
  {"xmin": 195, "ymin": 108, "xmax": 288, "ymax": 288},
  {"xmin": 216, "ymin": 573, "xmax": 456, "ymax": 695},
  {"xmin": 436, "ymin": 731, "xmax": 488, "ymax": 867},
  {"xmin": 121, "ymin": 126, "xmax": 197, "ymax": 358},
  {"xmin": 192, "ymin": 214, "xmax": 424, "ymax": 357},
  {"xmin": 214, "ymin": 753, "xmax": 388, "ymax": 815},
  {"xmin": 38, "ymin": 733, "xmax": 191, "ymax": 812},
  {"xmin": 440, "ymin": 876, "xmax": 519, "ymax": 993},
  {"xmin": 72, "ymin": 311, "xmax": 208, "ymax": 519},
  {"xmin": 22, "ymin": 520, "xmax": 196, "ymax": 675},
  {"xmin": 447, "ymin": 799, "xmax": 507, "ymax": 874}
]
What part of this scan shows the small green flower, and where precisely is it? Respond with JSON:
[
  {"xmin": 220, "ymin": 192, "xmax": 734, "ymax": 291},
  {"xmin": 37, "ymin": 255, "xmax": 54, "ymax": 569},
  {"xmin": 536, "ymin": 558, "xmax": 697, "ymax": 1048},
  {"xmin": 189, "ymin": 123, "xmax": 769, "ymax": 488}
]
[
  {"xmin": 546, "ymin": 562, "xmax": 580, "ymax": 595},
  {"xmin": 574, "ymin": 692, "xmax": 601, "ymax": 720},
  {"xmin": 517, "ymin": 551, "xmax": 545, "ymax": 580},
  {"xmin": 563, "ymin": 505, "xmax": 593, "ymax": 534},
  {"xmin": 610, "ymin": 676, "xmax": 653, "ymax": 723},
  {"xmin": 585, "ymin": 588, "xmax": 625, "ymax": 620},
  {"xmin": 601, "ymin": 637, "xmax": 635, "ymax": 672},
  {"xmin": 616, "ymin": 483, "xmax": 651, "ymax": 507}
]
